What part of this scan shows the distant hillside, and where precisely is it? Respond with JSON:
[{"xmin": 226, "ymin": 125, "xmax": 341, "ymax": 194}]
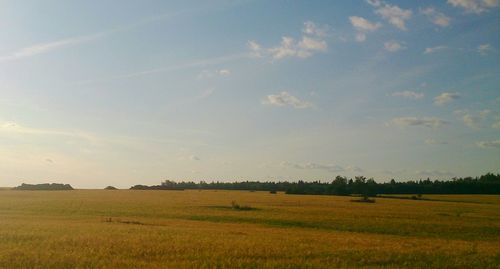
[{"xmin": 13, "ymin": 183, "xmax": 74, "ymax": 191}]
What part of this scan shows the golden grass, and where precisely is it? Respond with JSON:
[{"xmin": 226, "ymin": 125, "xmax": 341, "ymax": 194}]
[{"xmin": 0, "ymin": 190, "xmax": 499, "ymax": 268}]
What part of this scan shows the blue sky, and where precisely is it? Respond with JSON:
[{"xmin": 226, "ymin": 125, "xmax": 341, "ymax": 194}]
[{"xmin": 0, "ymin": 0, "xmax": 499, "ymax": 188}]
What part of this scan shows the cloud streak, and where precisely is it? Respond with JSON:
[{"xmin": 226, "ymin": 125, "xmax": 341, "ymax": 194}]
[
  {"xmin": 0, "ymin": 33, "xmax": 105, "ymax": 63},
  {"xmin": 77, "ymin": 53, "xmax": 248, "ymax": 85},
  {"xmin": 281, "ymin": 161, "xmax": 363, "ymax": 173},
  {"xmin": 392, "ymin": 91, "xmax": 424, "ymax": 99},
  {"xmin": 477, "ymin": 140, "xmax": 500, "ymax": 148},
  {"xmin": 391, "ymin": 117, "xmax": 449, "ymax": 128},
  {"xmin": 424, "ymin": 45, "xmax": 449, "ymax": 54}
]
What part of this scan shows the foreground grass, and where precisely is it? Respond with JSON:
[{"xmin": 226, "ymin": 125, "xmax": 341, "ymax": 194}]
[{"xmin": 0, "ymin": 190, "xmax": 499, "ymax": 268}]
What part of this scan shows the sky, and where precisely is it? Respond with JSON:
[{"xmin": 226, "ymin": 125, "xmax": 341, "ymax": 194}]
[{"xmin": 0, "ymin": 0, "xmax": 499, "ymax": 188}]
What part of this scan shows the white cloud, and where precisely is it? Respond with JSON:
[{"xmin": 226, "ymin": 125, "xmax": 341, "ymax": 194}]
[
  {"xmin": 0, "ymin": 33, "xmax": 104, "ymax": 62},
  {"xmin": 455, "ymin": 109, "xmax": 490, "ymax": 128},
  {"xmin": 384, "ymin": 40, "xmax": 405, "ymax": 52},
  {"xmin": 247, "ymin": 40, "xmax": 263, "ymax": 58},
  {"xmin": 424, "ymin": 45, "xmax": 449, "ymax": 54},
  {"xmin": 218, "ymin": 69, "xmax": 231, "ymax": 76},
  {"xmin": 477, "ymin": 140, "xmax": 500, "ymax": 148},
  {"xmin": 349, "ymin": 16, "xmax": 382, "ymax": 42},
  {"xmin": 425, "ymin": 138, "xmax": 448, "ymax": 145},
  {"xmin": 262, "ymin": 91, "xmax": 313, "ymax": 109},
  {"xmin": 463, "ymin": 114, "xmax": 481, "ymax": 128},
  {"xmin": 392, "ymin": 91, "xmax": 424, "ymax": 99},
  {"xmin": 421, "ymin": 7, "xmax": 451, "ymax": 27},
  {"xmin": 268, "ymin": 35, "xmax": 327, "ymax": 60},
  {"xmin": 349, "ymin": 16, "xmax": 382, "ymax": 31},
  {"xmin": 281, "ymin": 161, "xmax": 363, "ymax": 173},
  {"xmin": 374, "ymin": 2, "xmax": 413, "ymax": 30},
  {"xmin": 434, "ymin": 92, "xmax": 460, "ymax": 105},
  {"xmin": 391, "ymin": 117, "xmax": 449, "ymax": 128},
  {"xmin": 302, "ymin": 21, "xmax": 327, "ymax": 37},
  {"xmin": 197, "ymin": 88, "xmax": 215, "ymax": 99},
  {"xmin": 250, "ymin": 21, "xmax": 328, "ymax": 60},
  {"xmin": 197, "ymin": 69, "xmax": 231, "ymax": 79},
  {"xmin": 299, "ymin": 36, "xmax": 328, "ymax": 52},
  {"xmin": 447, "ymin": 0, "xmax": 499, "ymax": 14},
  {"xmin": 268, "ymin": 37, "xmax": 298, "ymax": 59},
  {"xmin": 366, "ymin": 0, "xmax": 382, "ymax": 7},
  {"xmin": 478, "ymin": 43, "xmax": 494, "ymax": 55}
]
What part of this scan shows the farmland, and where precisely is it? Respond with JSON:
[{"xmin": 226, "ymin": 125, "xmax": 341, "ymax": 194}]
[{"xmin": 0, "ymin": 190, "xmax": 498, "ymax": 268}]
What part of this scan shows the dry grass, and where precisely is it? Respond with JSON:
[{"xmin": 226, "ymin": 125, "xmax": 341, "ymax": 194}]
[{"xmin": 0, "ymin": 190, "xmax": 499, "ymax": 268}]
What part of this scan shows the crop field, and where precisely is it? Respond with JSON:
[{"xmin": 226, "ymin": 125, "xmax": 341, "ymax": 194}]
[{"xmin": 0, "ymin": 190, "xmax": 498, "ymax": 269}]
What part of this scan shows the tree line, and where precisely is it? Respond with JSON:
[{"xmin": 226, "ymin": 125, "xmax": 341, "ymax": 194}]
[
  {"xmin": 130, "ymin": 173, "xmax": 500, "ymax": 195},
  {"xmin": 13, "ymin": 183, "xmax": 74, "ymax": 191}
]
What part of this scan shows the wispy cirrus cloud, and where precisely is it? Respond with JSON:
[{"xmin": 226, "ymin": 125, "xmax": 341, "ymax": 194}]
[
  {"xmin": 391, "ymin": 117, "xmax": 449, "ymax": 128},
  {"xmin": 0, "ymin": 121, "xmax": 98, "ymax": 142},
  {"xmin": 392, "ymin": 91, "xmax": 424, "ymax": 99},
  {"xmin": 281, "ymin": 161, "xmax": 363, "ymax": 173},
  {"xmin": 476, "ymin": 140, "xmax": 500, "ymax": 148},
  {"xmin": 197, "ymin": 69, "xmax": 231, "ymax": 79},
  {"xmin": 416, "ymin": 170, "xmax": 455, "ymax": 177},
  {"xmin": 0, "ymin": 10, "xmax": 188, "ymax": 64},
  {"xmin": 77, "ymin": 53, "xmax": 248, "ymax": 85},
  {"xmin": 425, "ymin": 138, "xmax": 448, "ymax": 145},
  {"xmin": 423, "ymin": 45, "xmax": 449, "ymax": 54},
  {"xmin": 0, "ymin": 33, "xmax": 105, "ymax": 63}
]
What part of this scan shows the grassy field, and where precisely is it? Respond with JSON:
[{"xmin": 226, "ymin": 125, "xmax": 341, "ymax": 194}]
[{"xmin": 0, "ymin": 190, "xmax": 498, "ymax": 268}]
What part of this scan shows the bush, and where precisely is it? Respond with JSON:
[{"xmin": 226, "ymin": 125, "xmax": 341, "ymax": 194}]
[
  {"xmin": 231, "ymin": 201, "xmax": 255, "ymax": 211},
  {"xmin": 104, "ymin": 186, "xmax": 118, "ymax": 190},
  {"xmin": 351, "ymin": 195, "xmax": 376, "ymax": 203}
]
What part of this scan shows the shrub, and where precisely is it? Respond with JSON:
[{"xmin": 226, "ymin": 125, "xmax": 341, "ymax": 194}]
[
  {"xmin": 231, "ymin": 201, "xmax": 254, "ymax": 211},
  {"xmin": 104, "ymin": 186, "xmax": 118, "ymax": 190},
  {"xmin": 351, "ymin": 195, "xmax": 376, "ymax": 203}
]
